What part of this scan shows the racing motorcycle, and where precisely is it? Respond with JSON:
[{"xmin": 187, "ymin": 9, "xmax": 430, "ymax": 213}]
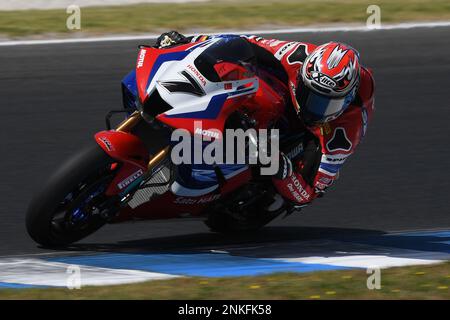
[{"xmin": 26, "ymin": 36, "xmax": 306, "ymax": 246}]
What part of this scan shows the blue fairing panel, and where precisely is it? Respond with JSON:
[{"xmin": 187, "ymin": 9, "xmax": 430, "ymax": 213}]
[
  {"xmin": 121, "ymin": 70, "xmax": 137, "ymax": 112},
  {"xmin": 176, "ymin": 162, "xmax": 247, "ymax": 190}
]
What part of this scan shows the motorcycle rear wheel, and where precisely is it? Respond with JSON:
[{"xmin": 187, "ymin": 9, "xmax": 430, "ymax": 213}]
[
  {"xmin": 205, "ymin": 184, "xmax": 285, "ymax": 233},
  {"xmin": 26, "ymin": 143, "xmax": 116, "ymax": 247}
]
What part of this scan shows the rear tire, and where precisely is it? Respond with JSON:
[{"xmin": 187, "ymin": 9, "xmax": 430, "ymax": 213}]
[
  {"xmin": 205, "ymin": 184, "xmax": 285, "ymax": 234},
  {"xmin": 26, "ymin": 143, "xmax": 115, "ymax": 247}
]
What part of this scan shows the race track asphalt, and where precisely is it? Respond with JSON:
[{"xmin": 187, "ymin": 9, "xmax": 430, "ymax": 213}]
[{"xmin": 0, "ymin": 26, "xmax": 449, "ymax": 256}]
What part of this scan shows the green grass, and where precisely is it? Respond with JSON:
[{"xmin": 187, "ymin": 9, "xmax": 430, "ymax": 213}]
[
  {"xmin": 0, "ymin": 0, "xmax": 449, "ymax": 39},
  {"xmin": 1, "ymin": 262, "xmax": 449, "ymax": 299}
]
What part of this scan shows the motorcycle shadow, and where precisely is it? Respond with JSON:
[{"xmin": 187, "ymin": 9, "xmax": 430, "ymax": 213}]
[{"xmin": 54, "ymin": 226, "xmax": 391, "ymax": 258}]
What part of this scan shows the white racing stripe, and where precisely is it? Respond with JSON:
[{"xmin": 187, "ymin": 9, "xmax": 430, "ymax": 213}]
[
  {"xmin": 1, "ymin": 21, "xmax": 450, "ymax": 46},
  {"xmin": 276, "ymin": 253, "xmax": 446, "ymax": 269},
  {"xmin": 0, "ymin": 258, "xmax": 179, "ymax": 287},
  {"xmin": 266, "ymin": 237, "xmax": 450, "ymax": 269}
]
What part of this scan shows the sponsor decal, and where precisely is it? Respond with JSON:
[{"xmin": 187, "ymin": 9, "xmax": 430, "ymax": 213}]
[
  {"xmin": 174, "ymin": 194, "xmax": 220, "ymax": 205},
  {"xmin": 312, "ymin": 71, "xmax": 337, "ymax": 89},
  {"xmin": 224, "ymin": 83, "xmax": 232, "ymax": 90},
  {"xmin": 137, "ymin": 49, "xmax": 146, "ymax": 68},
  {"xmin": 117, "ymin": 169, "xmax": 144, "ymax": 190},
  {"xmin": 194, "ymin": 127, "xmax": 221, "ymax": 139},
  {"xmin": 322, "ymin": 153, "xmax": 350, "ymax": 164},
  {"xmin": 324, "ymin": 156, "xmax": 346, "ymax": 163},
  {"xmin": 99, "ymin": 137, "xmax": 113, "ymax": 151},
  {"xmin": 286, "ymin": 174, "xmax": 310, "ymax": 203},
  {"xmin": 285, "ymin": 143, "xmax": 304, "ymax": 160},
  {"xmin": 186, "ymin": 64, "xmax": 207, "ymax": 86}
]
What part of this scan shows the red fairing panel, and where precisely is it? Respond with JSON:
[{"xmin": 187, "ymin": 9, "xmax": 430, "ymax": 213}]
[
  {"xmin": 135, "ymin": 42, "xmax": 201, "ymax": 103},
  {"xmin": 95, "ymin": 131, "xmax": 150, "ymax": 196},
  {"xmin": 95, "ymin": 131, "xmax": 149, "ymax": 170}
]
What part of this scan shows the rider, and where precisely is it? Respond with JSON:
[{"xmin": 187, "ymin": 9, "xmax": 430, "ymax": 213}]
[{"xmin": 154, "ymin": 31, "xmax": 375, "ymax": 209}]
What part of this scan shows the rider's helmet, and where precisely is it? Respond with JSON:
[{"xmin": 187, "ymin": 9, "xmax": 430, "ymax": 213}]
[{"xmin": 296, "ymin": 42, "xmax": 361, "ymax": 125}]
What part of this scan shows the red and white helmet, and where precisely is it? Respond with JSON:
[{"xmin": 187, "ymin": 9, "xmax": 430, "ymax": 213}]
[{"xmin": 296, "ymin": 42, "xmax": 361, "ymax": 124}]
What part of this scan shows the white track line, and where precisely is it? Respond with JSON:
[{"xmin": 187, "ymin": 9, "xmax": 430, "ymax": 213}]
[
  {"xmin": 0, "ymin": 258, "xmax": 179, "ymax": 287},
  {"xmin": 1, "ymin": 21, "xmax": 449, "ymax": 46},
  {"xmin": 276, "ymin": 253, "xmax": 448, "ymax": 269}
]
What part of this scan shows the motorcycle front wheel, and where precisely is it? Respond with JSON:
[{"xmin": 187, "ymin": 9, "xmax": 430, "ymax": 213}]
[{"xmin": 26, "ymin": 143, "xmax": 118, "ymax": 247}]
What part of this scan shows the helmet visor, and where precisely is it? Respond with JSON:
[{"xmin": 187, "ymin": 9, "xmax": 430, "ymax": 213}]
[{"xmin": 297, "ymin": 79, "xmax": 351, "ymax": 124}]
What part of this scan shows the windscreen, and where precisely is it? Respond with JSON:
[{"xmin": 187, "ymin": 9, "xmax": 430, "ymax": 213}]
[{"xmin": 193, "ymin": 37, "xmax": 257, "ymax": 82}]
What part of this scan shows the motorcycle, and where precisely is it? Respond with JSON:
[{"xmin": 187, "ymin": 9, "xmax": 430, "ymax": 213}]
[{"xmin": 26, "ymin": 36, "xmax": 305, "ymax": 246}]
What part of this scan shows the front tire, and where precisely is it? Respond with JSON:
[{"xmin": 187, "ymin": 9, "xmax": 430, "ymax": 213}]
[{"xmin": 26, "ymin": 143, "xmax": 116, "ymax": 247}]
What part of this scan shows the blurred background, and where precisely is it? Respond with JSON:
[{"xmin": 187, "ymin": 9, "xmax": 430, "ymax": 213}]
[{"xmin": 0, "ymin": 0, "xmax": 449, "ymax": 40}]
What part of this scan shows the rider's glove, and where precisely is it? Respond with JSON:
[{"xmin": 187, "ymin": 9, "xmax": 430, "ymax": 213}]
[
  {"xmin": 272, "ymin": 152, "xmax": 316, "ymax": 205},
  {"xmin": 156, "ymin": 31, "xmax": 189, "ymax": 48}
]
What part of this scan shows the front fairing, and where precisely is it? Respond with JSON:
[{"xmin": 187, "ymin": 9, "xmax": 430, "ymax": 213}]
[{"xmin": 134, "ymin": 37, "xmax": 260, "ymax": 134}]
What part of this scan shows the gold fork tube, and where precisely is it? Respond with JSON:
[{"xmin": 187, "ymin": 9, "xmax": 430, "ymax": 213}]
[
  {"xmin": 116, "ymin": 111, "xmax": 142, "ymax": 132},
  {"xmin": 147, "ymin": 147, "xmax": 170, "ymax": 171},
  {"xmin": 115, "ymin": 112, "xmax": 169, "ymax": 174}
]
